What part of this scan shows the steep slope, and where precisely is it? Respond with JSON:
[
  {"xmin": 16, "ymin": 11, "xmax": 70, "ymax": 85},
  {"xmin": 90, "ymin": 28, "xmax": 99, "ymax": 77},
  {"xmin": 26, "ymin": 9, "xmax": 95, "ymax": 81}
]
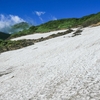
[{"xmin": 0, "ymin": 26, "xmax": 100, "ymax": 100}]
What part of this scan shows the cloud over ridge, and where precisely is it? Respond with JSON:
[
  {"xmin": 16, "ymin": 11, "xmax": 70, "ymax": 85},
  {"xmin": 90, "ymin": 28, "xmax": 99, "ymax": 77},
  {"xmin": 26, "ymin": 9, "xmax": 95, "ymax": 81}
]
[{"xmin": 0, "ymin": 14, "xmax": 25, "ymax": 33}]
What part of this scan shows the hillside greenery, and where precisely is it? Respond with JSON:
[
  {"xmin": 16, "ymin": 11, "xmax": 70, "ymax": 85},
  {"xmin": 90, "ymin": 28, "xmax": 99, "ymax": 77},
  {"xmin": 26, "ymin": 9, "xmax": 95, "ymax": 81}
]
[
  {"xmin": 11, "ymin": 22, "xmax": 30, "ymax": 30},
  {"xmin": 9, "ymin": 12, "xmax": 100, "ymax": 38},
  {"xmin": 9, "ymin": 22, "xmax": 30, "ymax": 34},
  {"xmin": 1, "ymin": 11, "xmax": 99, "ymax": 52},
  {"xmin": 10, "ymin": 26, "xmax": 37, "ymax": 38}
]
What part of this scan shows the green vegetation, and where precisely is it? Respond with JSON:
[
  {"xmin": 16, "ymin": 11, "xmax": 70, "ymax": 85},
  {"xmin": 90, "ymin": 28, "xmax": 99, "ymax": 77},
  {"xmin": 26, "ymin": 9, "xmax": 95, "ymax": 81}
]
[
  {"xmin": 9, "ymin": 12, "xmax": 100, "ymax": 38},
  {"xmin": 0, "ymin": 39, "xmax": 34, "ymax": 53},
  {"xmin": 12, "ymin": 22, "xmax": 30, "ymax": 29},
  {"xmin": 81, "ymin": 13, "xmax": 100, "ymax": 27},
  {"xmin": 1, "ymin": 12, "xmax": 100, "ymax": 40},
  {"xmin": 0, "ymin": 29, "xmax": 73, "ymax": 53},
  {"xmin": 10, "ymin": 26, "xmax": 37, "ymax": 38},
  {"xmin": 35, "ymin": 18, "xmax": 78, "ymax": 32},
  {"xmin": 2, "ymin": 12, "xmax": 100, "ymax": 53},
  {"xmin": 9, "ymin": 22, "xmax": 30, "ymax": 34},
  {"xmin": 0, "ymin": 32, "xmax": 11, "ymax": 40},
  {"xmin": 0, "ymin": 22, "xmax": 30, "ymax": 40}
]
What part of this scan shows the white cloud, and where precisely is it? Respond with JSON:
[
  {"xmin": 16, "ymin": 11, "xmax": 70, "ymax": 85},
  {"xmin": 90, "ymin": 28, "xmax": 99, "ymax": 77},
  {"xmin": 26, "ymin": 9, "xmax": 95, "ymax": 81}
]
[
  {"xmin": 25, "ymin": 16, "xmax": 36, "ymax": 25},
  {"xmin": 0, "ymin": 14, "xmax": 25, "ymax": 32},
  {"xmin": 34, "ymin": 11, "xmax": 45, "ymax": 23},
  {"xmin": 52, "ymin": 16, "xmax": 57, "ymax": 20},
  {"xmin": 35, "ymin": 11, "xmax": 45, "ymax": 16},
  {"xmin": 9, "ymin": 15, "xmax": 24, "ymax": 23},
  {"xmin": 39, "ymin": 17, "xmax": 44, "ymax": 23},
  {"xmin": 51, "ymin": 15, "xmax": 57, "ymax": 20},
  {"xmin": 0, "ymin": 14, "xmax": 5, "ymax": 21}
]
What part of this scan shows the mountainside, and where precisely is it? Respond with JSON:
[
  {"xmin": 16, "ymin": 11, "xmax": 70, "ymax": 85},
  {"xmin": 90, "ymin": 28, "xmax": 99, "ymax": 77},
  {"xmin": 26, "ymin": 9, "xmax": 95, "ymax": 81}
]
[
  {"xmin": 9, "ymin": 12, "xmax": 100, "ymax": 38},
  {"xmin": 12, "ymin": 22, "xmax": 30, "ymax": 29},
  {"xmin": 0, "ymin": 22, "xmax": 30, "ymax": 40},
  {"xmin": 0, "ymin": 26, "xmax": 100, "ymax": 100},
  {"xmin": 0, "ymin": 32, "xmax": 10, "ymax": 40},
  {"xmin": 9, "ymin": 22, "xmax": 30, "ymax": 34},
  {"xmin": 1, "ymin": 12, "xmax": 100, "ymax": 52},
  {"xmin": 1, "ymin": 12, "xmax": 100, "ymax": 40}
]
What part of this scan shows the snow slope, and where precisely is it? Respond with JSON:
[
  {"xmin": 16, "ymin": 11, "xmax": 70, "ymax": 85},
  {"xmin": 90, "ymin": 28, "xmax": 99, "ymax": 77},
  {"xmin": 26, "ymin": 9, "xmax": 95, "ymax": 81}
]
[
  {"xmin": 0, "ymin": 26, "xmax": 100, "ymax": 100},
  {"xmin": 11, "ymin": 30, "xmax": 67, "ymax": 40}
]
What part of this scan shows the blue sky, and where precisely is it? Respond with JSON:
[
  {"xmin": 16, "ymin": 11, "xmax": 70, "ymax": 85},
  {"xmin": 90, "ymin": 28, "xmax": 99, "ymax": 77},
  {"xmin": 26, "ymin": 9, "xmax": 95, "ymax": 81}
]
[{"xmin": 0, "ymin": 0, "xmax": 100, "ymax": 26}]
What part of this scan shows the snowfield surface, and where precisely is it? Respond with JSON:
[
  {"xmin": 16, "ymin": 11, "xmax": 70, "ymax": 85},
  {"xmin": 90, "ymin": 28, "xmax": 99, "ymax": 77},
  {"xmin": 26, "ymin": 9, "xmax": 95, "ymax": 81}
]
[
  {"xmin": 11, "ymin": 30, "xmax": 67, "ymax": 40},
  {"xmin": 0, "ymin": 26, "xmax": 100, "ymax": 100}
]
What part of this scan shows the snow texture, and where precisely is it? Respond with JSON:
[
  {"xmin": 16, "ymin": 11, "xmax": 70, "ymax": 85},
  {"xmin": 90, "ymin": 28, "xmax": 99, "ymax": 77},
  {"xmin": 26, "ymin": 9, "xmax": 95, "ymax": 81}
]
[
  {"xmin": 11, "ymin": 30, "xmax": 67, "ymax": 40},
  {"xmin": 0, "ymin": 26, "xmax": 100, "ymax": 100}
]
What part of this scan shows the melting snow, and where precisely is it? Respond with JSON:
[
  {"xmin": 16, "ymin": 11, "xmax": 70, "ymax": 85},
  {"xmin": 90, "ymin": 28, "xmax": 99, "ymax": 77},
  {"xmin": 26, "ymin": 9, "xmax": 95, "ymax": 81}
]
[
  {"xmin": 11, "ymin": 30, "xmax": 67, "ymax": 40},
  {"xmin": 0, "ymin": 26, "xmax": 100, "ymax": 100}
]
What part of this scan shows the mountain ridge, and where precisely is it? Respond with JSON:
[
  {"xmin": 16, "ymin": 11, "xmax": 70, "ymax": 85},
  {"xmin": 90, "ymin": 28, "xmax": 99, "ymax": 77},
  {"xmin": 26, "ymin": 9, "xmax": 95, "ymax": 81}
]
[
  {"xmin": 9, "ymin": 12, "xmax": 100, "ymax": 38},
  {"xmin": 1, "ymin": 12, "xmax": 100, "ymax": 40}
]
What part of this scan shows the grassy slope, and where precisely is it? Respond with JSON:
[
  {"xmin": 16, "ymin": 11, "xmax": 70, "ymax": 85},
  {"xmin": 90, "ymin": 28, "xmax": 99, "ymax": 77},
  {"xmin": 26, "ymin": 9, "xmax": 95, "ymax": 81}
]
[
  {"xmin": 37, "ymin": 12, "xmax": 100, "ymax": 32},
  {"xmin": 0, "ymin": 12, "xmax": 100, "ymax": 52},
  {"xmin": 12, "ymin": 22, "xmax": 30, "ymax": 29},
  {"xmin": 9, "ymin": 12, "xmax": 100, "ymax": 39}
]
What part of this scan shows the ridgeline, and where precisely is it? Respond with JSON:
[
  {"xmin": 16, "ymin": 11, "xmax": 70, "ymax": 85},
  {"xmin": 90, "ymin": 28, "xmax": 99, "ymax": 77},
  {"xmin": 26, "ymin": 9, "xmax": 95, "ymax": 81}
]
[
  {"xmin": 9, "ymin": 12, "xmax": 100, "ymax": 38},
  {"xmin": 0, "ymin": 12, "xmax": 100, "ymax": 53}
]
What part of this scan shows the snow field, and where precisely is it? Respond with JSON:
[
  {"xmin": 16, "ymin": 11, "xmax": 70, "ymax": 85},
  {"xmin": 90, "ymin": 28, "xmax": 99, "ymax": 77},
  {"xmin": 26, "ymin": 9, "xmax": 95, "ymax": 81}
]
[{"xmin": 0, "ymin": 26, "xmax": 100, "ymax": 100}]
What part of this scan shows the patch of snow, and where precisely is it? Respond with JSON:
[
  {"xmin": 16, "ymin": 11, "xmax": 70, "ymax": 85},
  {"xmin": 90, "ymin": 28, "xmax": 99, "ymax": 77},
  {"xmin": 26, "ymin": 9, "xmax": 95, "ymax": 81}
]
[
  {"xmin": 11, "ymin": 30, "xmax": 67, "ymax": 41},
  {"xmin": 0, "ymin": 26, "xmax": 100, "ymax": 100}
]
